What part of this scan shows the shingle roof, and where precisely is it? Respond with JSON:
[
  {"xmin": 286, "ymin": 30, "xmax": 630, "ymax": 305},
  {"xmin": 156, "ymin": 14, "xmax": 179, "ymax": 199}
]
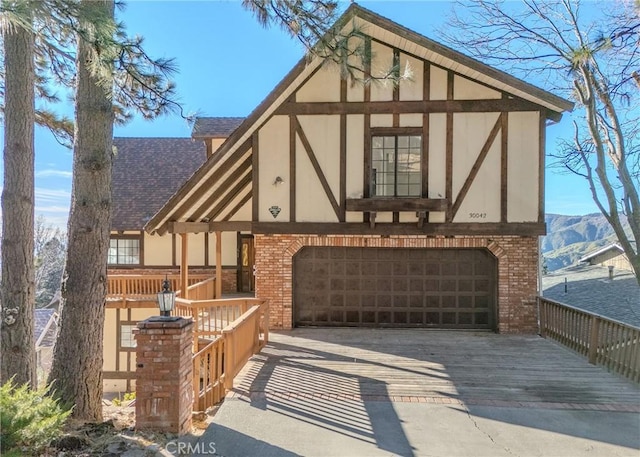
[
  {"xmin": 112, "ymin": 138, "xmax": 207, "ymax": 230},
  {"xmin": 34, "ymin": 309, "xmax": 57, "ymax": 348},
  {"xmin": 192, "ymin": 117, "xmax": 245, "ymax": 139}
]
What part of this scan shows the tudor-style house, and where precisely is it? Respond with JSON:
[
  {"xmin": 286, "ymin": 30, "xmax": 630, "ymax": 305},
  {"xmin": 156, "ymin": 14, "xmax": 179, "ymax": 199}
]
[{"xmin": 105, "ymin": 4, "xmax": 573, "ymax": 390}]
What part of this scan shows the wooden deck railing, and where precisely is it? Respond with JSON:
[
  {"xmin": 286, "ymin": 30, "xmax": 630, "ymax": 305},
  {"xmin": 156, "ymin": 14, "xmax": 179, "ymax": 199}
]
[
  {"xmin": 174, "ymin": 297, "xmax": 262, "ymax": 341},
  {"xmin": 539, "ymin": 297, "xmax": 640, "ymax": 383},
  {"xmin": 107, "ymin": 274, "xmax": 211, "ymax": 300},
  {"xmin": 179, "ymin": 294, "xmax": 269, "ymax": 411},
  {"xmin": 223, "ymin": 303, "xmax": 269, "ymax": 389},
  {"xmin": 192, "ymin": 336, "xmax": 226, "ymax": 411}
]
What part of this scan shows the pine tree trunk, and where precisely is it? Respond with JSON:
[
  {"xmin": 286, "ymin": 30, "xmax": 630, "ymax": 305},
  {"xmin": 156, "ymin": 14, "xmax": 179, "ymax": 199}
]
[
  {"xmin": 48, "ymin": 0, "xmax": 114, "ymax": 420},
  {"xmin": 1, "ymin": 18, "xmax": 37, "ymax": 387}
]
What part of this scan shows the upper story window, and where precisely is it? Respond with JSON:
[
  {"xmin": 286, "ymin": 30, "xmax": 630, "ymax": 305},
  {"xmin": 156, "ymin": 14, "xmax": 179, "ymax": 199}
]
[
  {"xmin": 371, "ymin": 135, "xmax": 422, "ymax": 197},
  {"xmin": 108, "ymin": 237, "xmax": 140, "ymax": 265}
]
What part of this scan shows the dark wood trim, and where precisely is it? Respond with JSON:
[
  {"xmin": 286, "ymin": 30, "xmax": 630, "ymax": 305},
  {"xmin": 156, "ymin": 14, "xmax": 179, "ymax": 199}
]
[
  {"xmin": 451, "ymin": 114, "xmax": 503, "ymax": 220},
  {"xmin": 366, "ymin": 35, "xmax": 567, "ymax": 122},
  {"xmin": 222, "ymin": 190, "xmax": 252, "ymax": 222},
  {"xmin": 358, "ymin": 9, "xmax": 573, "ymax": 112},
  {"xmin": 393, "ymin": 48, "xmax": 400, "ymax": 127},
  {"xmin": 209, "ymin": 221, "xmax": 253, "ymax": 232},
  {"xmin": 115, "ymin": 308, "xmax": 121, "ymax": 371},
  {"xmin": 393, "ymin": 212, "xmax": 400, "ymax": 223},
  {"xmin": 206, "ymin": 173, "xmax": 252, "ymax": 221},
  {"xmin": 346, "ymin": 198, "xmax": 448, "ymax": 212},
  {"xmin": 539, "ymin": 111, "xmax": 546, "ymax": 224},
  {"xmin": 107, "ymin": 264, "xmax": 238, "ymax": 272},
  {"xmin": 252, "ymin": 131, "xmax": 259, "ymax": 221},
  {"xmin": 205, "ymin": 140, "xmax": 213, "ymax": 158},
  {"xmin": 445, "ymin": 70, "xmax": 454, "ymax": 222},
  {"xmin": 370, "ymin": 126, "xmax": 422, "ymax": 136},
  {"xmin": 363, "ymin": 36, "xmax": 372, "ymax": 224},
  {"xmin": 204, "ymin": 232, "xmax": 209, "ymax": 266},
  {"xmin": 171, "ymin": 234, "xmax": 176, "ymax": 266},
  {"xmin": 169, "ymin": 138, "xmax": 252, "ymax": 224},
  {"xmin": 252, "ymin": 221, "xmax": 546, "ymax": 236},
  {"xmin": 445, "ymin": 114, "xmax": 453, "ymax": 222},
  {"xmin": 501, "ymin": 109, "xmax": 509, "ymax": 223},
  {"xmin": 289, "ymin": 115, "xmax": 296, "ymax": 222},
  {"xmin": 274, "ymin": 98, "xmax": 544, "ymax": 116},
  {"xmin": 293, "ymin": 116, "xmax": 341, "ymax": 220},
  {"xmin": 139, "ymin": 230, "xmax": 145, "ymax": 267},
  {"xmin": 364, "ymin": 36, "xmax": 372, "ymax": 102},
  {"xmin": 190, "ymin": 155, "xmax": 253, "ymax": 221},
  {"xmin": 339, "ymin": 80, "xmax": 347, "ymax": 222},
  {"xmin": 422, "ymin": 62, "xmax": 430, "ymax": 199}
]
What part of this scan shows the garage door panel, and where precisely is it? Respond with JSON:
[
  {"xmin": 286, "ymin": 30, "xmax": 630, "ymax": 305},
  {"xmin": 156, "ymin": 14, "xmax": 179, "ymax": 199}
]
[{"xmin": 294, "ymin": 247, "xmax": 497, "ymax": 328}]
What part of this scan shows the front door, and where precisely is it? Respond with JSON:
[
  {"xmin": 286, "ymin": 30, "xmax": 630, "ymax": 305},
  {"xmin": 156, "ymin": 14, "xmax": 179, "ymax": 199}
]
[{"xmin": 238, "ymin": 235, "xmax": 255, "ymax": 293}]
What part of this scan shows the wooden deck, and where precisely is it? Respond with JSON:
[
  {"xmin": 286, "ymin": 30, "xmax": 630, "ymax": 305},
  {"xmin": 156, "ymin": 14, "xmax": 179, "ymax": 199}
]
[{"xmin": 232, "ymin": 328, "xmax": 640, "ymax": 409}]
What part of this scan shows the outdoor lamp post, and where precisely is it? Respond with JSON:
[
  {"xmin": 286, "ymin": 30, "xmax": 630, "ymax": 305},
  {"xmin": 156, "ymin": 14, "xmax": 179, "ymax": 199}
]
[{"xmin": 157, "ymin": 276, "xmax": 176, "ymax": 317}]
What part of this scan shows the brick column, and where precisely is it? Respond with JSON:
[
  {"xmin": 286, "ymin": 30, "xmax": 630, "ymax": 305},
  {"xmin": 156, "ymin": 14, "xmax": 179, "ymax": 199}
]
[{"xmin": 134, "ymin": 317, "xmax": 193, "ymax": 435}]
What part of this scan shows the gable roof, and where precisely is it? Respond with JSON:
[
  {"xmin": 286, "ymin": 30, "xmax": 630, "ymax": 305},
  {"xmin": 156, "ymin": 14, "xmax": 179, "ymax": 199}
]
[
  {"xmin": 192, "ymin": 117, "xmax": 245, "ymax": 139},
  {"xmin": 34, "ymin": 309, "xmax": 57, "ymax": 348},
  {"xmin": 112, "ymin": 138, "xmax": 206, "ymax": 231},
  {"xmin": 579, "ymin": 244, "xmax": 625, "ymax": 263},
  {"xmin": 145, "ymin": 3, "xmax": 573, "ymax": 234}
]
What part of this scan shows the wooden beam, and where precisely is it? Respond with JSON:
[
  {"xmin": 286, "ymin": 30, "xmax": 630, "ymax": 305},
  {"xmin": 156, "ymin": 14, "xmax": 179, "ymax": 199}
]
[
  {"xmin": 222, "ymin": 190, "xmax": 252, "ymax": 222},
  {"xmin": 290, "ymin": 114, "xmax": 296, "ymax": 222},
  {"xmin": 206, "ymin": 172, "xmax": 252, "ymax": 221},
  {"xmin": 209, "ymin": 221, "xmax": 252, "ymax": 232},
  {"xmin": 346, "ymin": 198, "xmax": 448, "ymax": 212},
  {"xmin": 215, "ymin": 231, "xmax": 222, "ymax": 299},
  {"xmin": 180, "ymin": 233, "xmax": 188, "ymax": 299},
  {"xmin": 252, "ymin": 221, "xmax": 546, "ymax": 236},
  {"xmin": 539, "ymin": 111, "xmax": 546, "ymax": 224},
  {"xmin": 169, "ymin": 138, "xmax": 252, "ymax": 224},
  {"xmin": 369, "ymin": 212, "xmax": 376, "ymax": 229},
  {"xmin": 445, "ymin": 71, "xmax": 454, "ymax": 222},
  {"xmin": 422, "ymin": 62, "xmax": 430, "ymax": 200},
  {"xmin": 501, "ymin": 108, "xmax": 509, "ymax": 223},
  {"xmin": 393, "ymin": 48, "xmax": 400, "ymax": 127},
  {"xmin": 190, "ymin": 155, "xmax": 252, "ymax": 221},
  {"xmin": 168, "ymin": 222, "xmax": 209, "ymax": 234},
  {"xmin": 293, "ymin": 116, "xmax": 341, "ymax": 220},
  {"xmin": 252, "ymin": 131, "xmax": 259, "ymax": 221},
  {"xmin": 340, "ymin": 78, "xmax": 347, "ymax": 223},
  {"xmin": 451, "ymin": 114, "xmax": 503, "ymax": 220},
  {"xmin": 371, "ymin": 126, "xmax": 422, "ymax": 136},
  {"xmin": 274, "ymin": 98, "xmax": 545, "ymax": 116}
]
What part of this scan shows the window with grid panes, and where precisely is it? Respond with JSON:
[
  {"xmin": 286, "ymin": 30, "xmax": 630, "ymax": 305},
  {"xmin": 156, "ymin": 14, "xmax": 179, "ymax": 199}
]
[
  {"xmin": 371, "ymin": 135, "xmax": 421, "ymax": 197},
  {"xmin": 108, "ymin": 237, "xmax": 140, "ymax": 265}
]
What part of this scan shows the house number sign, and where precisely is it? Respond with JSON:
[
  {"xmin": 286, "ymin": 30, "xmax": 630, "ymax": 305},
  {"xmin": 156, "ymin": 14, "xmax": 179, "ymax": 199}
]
[{"xmin": 269, "ymin": 206, "xmax": 281, "ymax": 219}]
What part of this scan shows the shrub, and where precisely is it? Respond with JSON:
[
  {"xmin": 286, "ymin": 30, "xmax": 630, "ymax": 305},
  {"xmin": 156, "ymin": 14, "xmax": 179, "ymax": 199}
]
[{"xmin": 0, "ymin": 379, "xmax": 71, "ymax": 455}]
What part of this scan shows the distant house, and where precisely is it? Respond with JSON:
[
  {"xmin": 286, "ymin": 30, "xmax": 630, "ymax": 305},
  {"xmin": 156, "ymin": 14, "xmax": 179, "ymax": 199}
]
[
  {"xmin": 34, "ymin": 309, "xmax": 58, "ymax": 385},
  {"xmin": 579, "ymin": 243, "xmax": 632, "ymax": 271}
]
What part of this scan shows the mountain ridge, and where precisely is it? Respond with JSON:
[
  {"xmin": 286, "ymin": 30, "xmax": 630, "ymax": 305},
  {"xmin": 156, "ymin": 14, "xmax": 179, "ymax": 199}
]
[{"xmin": 542, "ymin": 213, "xmax": 631, "ymax": 271}]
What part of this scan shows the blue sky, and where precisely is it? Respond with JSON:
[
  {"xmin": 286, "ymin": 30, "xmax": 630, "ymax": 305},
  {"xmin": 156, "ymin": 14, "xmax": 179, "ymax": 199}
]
[{"xmin": 2, "ymin": 0, "xmax": 600, "ymax": 230}]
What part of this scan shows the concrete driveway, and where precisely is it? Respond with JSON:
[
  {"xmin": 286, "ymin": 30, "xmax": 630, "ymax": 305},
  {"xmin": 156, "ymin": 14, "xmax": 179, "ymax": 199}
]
[{"xmin": 196, "ymin": 329, "xmax": 640, "ymax": 457}]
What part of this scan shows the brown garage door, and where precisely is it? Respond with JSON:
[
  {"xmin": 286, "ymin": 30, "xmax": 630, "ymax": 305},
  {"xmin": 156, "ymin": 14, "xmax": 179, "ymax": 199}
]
[{"xmin": 294, "ymin": 247, "xmax": 497, "ymax": 329}]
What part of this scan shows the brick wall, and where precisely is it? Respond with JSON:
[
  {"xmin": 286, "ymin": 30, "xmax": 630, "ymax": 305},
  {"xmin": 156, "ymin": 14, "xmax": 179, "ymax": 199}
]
[
  {"xmin": 254, "ymin": 234, "xmax": 539, "ymax": 334},
  {"xmin": 134, "ymin": 317, "xmax": 193, "ymax": 434}
]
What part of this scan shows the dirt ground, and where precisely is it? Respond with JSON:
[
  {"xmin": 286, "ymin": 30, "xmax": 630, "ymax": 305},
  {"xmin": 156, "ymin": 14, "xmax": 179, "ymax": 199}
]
[{"xmin": 42, "ymin": 399, "xmax": 216, "ymax": 456}]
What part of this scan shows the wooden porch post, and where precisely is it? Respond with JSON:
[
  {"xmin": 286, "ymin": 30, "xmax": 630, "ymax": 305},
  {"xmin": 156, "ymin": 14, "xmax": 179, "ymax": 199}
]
[
  {"xmin": 215, "ymin": 231, "xmax": 222, "ymax": 299},
  {"xmin": 181, "ymin": 233, "xmax": 189, "ymax": 299}
]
